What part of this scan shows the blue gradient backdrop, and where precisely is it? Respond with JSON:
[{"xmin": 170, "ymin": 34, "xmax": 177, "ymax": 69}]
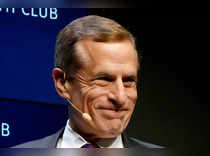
[{"xmin": 0, "ymin": 8, "xmax": 86, "ymax": 147}]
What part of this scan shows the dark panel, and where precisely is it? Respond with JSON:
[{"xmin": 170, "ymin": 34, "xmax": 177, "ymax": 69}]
[{"xmin": 87, "ymin": 10, "xmax": 210, "ymax": 155}]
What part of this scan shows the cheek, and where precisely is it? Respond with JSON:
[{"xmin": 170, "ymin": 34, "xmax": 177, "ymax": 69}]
[
  {"xmin": 81, "ymin": 86, "xmax": 108, "ymax": 111},
  {"xmin": 127, "ymin": 88, "xmax": 138, "ymax": 102},
  {"xmin": 125, "ymin": 89, "xmax": 137, "ymax": 117}
]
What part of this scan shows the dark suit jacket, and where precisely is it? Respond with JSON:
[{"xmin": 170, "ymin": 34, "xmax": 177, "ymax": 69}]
[{"xmin": 13, "ymin": 128, "xmax": 164, "ymax": 149}]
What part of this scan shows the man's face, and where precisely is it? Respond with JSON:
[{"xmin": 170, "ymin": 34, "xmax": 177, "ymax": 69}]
[{"xmin": 68, "ymin": 39, "xmax": 138, "ymax": 140}]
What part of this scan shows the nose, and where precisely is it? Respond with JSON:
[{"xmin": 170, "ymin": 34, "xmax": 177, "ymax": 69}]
[{"xmin": 108, "ymin": 79, "xmax": 126, "ymax": 108}]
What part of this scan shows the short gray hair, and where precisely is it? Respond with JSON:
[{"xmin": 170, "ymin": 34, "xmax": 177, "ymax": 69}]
[{"xmin": 55, "ymin": 15, "xmax": 136, "ymax": 80}]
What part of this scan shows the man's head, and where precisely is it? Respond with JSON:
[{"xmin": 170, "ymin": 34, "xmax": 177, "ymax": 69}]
[{"xmin": 53, "ymin": 15, "xmax": 139, "ymax": 142}]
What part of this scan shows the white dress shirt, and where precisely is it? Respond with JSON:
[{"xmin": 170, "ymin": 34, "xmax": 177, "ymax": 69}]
[{"xmin": 56, "ymin": 120, "xmax": 124, "ymax": 148}]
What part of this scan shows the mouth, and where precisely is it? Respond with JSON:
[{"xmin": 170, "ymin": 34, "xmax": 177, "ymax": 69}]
[{"xmin": 97, "ymin": 107, "xmax": 129, "ymax": 119}]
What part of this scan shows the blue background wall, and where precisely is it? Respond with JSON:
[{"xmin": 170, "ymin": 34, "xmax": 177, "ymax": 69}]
[{"xmin": 0, "ymin": 8, "xmax": 86, "ymax": 147}]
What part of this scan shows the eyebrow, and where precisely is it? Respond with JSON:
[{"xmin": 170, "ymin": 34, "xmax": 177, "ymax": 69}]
[
  {"xmin": 92, "ymin": 71, "xmax": 137, "ymax": 80},
  {"xmin": 92, "ymin": 72, "xmax": 114, "ymax": 79}
]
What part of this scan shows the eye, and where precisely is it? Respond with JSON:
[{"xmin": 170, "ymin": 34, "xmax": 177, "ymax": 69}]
[
  {"xmin": 123, "ymin": 77, "xmax": 137, "ymax": 87},
  {"xmin": 97, "ymin": 77, "xmax": 113, "ymax": 82},
  {"xmin": 93, "ymin": 76, "xmax": 113, "ymax": 87},
  {"xmin": 123, "ymin": 77, "xmax": 136, "ymax": 82}
]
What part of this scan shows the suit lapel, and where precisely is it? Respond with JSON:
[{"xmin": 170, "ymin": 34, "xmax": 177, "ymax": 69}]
[{"xmin": 122, "ymin": 132, "xmax": 136, "ymax": 148}]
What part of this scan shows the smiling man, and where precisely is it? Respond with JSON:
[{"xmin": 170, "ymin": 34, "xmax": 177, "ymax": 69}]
[
  {"xmin": 55, "ymin": 40, "xmax": 138, "ymax": 148},
  {"xmin": 13, "ymin": 15, "xmax": 163, "ymax": 149}
]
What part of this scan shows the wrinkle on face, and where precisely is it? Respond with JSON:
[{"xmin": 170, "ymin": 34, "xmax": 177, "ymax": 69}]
[{"xmin": 68, "ymin": 39, "xmax": 139, "ymax": 141}]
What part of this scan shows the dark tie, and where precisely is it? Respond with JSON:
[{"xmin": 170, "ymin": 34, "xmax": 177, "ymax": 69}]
[{"xmin": 81, "ymin": 143, "xmax": 100, "ymax": 148}]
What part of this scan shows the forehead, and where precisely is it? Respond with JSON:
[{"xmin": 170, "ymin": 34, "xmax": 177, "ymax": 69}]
[{"xmin": 76, "ymin": 39, "xmax": 139, "ymax": 75}]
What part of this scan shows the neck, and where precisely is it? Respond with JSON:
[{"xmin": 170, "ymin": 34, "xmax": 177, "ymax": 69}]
[{"xmin": 68, "ymin": 118, "xmax": 117, "ymax": 147}]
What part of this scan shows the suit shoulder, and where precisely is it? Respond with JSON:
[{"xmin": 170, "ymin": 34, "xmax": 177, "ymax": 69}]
[
  {"xmin": 12, "ymin": 135, "xmax": 54, "ymax": 148},
  {"xmin": 12, "ymin": 129, "xmax": 63, "ymax": 148}
]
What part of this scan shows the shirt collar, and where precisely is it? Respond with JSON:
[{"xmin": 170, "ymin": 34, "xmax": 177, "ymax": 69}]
[{"xmin": 57, "ymin": 120, "xmax": 124, "ymax": 148}]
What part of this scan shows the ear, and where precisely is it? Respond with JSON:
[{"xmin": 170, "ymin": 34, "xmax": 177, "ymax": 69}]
[{"xmin": 52, "ymin": 68, "xmax": 72, "ymax": 100}]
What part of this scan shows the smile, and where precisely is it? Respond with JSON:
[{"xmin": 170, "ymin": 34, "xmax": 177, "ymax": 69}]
[{"xmin": 97, "ymin": 108, "xmax": 128, "ymax": 119}]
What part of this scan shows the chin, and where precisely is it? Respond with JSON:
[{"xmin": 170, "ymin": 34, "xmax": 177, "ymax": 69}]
[
  {"xmin": 95, "ymin": 132, "xmax": 121, "ymax": 140},
  {"xmin": 103, "ymin": 121, "xmax": 125, "ymax": 137}
]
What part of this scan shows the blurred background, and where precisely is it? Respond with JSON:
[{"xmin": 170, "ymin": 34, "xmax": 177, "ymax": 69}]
[
  {"xmin": 0, "ymin": 0, "xmax": 152, "ymax": 8},
  {"xmin": 0, "ymin": 9, "xmax": 209, "ymax": 155}
]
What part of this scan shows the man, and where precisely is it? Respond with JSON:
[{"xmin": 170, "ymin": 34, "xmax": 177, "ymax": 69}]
[{"xmin": 14, "ymin": 15, "xmax": 163, "ymax": 149}]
